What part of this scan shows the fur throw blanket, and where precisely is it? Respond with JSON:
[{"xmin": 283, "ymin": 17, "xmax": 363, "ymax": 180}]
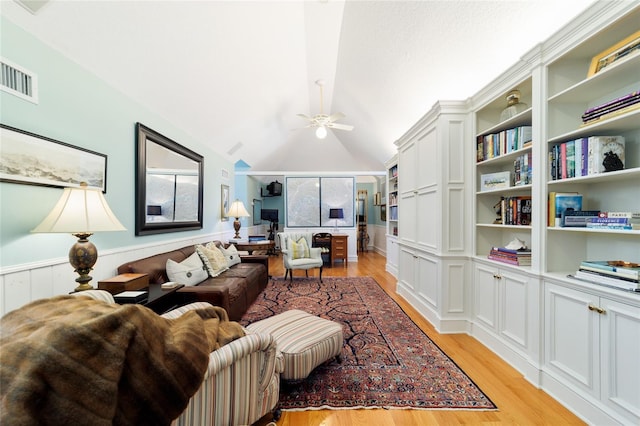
[{"xmin": 0, "ymin": 296, "xmax": 245, "ymax": 425}]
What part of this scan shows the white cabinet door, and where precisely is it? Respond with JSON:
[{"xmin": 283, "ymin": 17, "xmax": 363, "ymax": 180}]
[
  {"xmin": 544, "ymin": 283, "xmax": 600, "ymax": 399},
  {"xmin": 385, "ymin": 236, "xmax": 399, "ymax": 277},
  {"xmin": 474, "ymin": 262, "xmax": 499, "ymax": 332},
  {"xmin": 474, "ymin": 262, "xmax": 531, "ymax": 352},
  {"xmin": 600, "ymin": 298, "xmax": 640, "ymax": 421},
  {"xmin": 498, "ymin": 269, "xmax": 529, "ymax": 351}
]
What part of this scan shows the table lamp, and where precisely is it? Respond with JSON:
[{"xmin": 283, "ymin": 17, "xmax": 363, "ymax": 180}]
[
  {"xmin": 329, "ymin": 208, "xmax": 344, "ymax": 232},
  {"xmin": 226, "ymin": 199, "xmax": 250, "ymax": 239},
  {"xmin": 32, "ymin": 182, "xmax": 126, "ymax": 292}
]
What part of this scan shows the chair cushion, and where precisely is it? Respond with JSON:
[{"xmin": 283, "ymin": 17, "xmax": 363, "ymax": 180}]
[
  {"xmin": 195, "ymin": 244, "xmax": 229, "ymax": 277},
  {"xmin": 219, "ymin": 244, "xmax": 241, "ymax": 267},
  {"xmin": 290, "ymin": 237, "xmax": 310, "ymax": 259},
  {"xmin": 166, "ymin": 252, "xmax": 208, "ymax": 286}
]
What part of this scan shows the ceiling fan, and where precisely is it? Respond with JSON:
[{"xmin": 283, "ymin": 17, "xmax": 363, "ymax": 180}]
[{"xmin": 297, "ymin": 79, "xmax": 354, "ymax": 139}]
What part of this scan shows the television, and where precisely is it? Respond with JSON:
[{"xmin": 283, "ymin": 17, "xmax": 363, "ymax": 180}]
[
  {"xmin": 260, "ymin": 209, "xmax": 279, "ymax": 222},
  {"xmin": 266, "ymin": 180, "xmax": 282, "ymax": 196}
]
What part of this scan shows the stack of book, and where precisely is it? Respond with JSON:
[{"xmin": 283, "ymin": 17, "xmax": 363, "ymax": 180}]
[
  {"xmin": 476, "ymin": 126, "xmax": 532, "ymax": 162},
  {"xmin": 488, "ymin": 247, "xmax": 531, "ymax": 266},
  {"xmin": 586, "ymin": 212, "xmax": 639, "ymax": 230},
  {"xmin": 549, "ymin": 135, "xmax": 625, "ymax": 180},
  {"xmin": 496, "ymin": 196, "xmax": 532, "ymax": 226},
  {"xmin": 581, "ymin": 91, "xmax": 640, "ymax": 124},
  {"xmin": 574, "ymin": 260, "xmax": 640, "ymax": 292},
  {"xmin": 113, "ymin": 290, "xmax": 148, "ymax": 304}
]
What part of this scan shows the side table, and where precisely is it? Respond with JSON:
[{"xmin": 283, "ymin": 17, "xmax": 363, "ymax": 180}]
[
  {"xmin": 112, "ymin": 283, "xmax": 184, "ymax": 314},
  {"xmin": 144, "ymin": 283, "xmax": 185, "ymax": 314},
  {"xmin": 331, "ymin": 234, "xmax": 348, "ymax": 265}
]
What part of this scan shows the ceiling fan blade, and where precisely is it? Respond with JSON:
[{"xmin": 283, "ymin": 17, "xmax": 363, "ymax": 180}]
[
  {"xmin": 296, "ymin": 113, "xmax": 313, "ymax": 120},
  {"xmin": 327, "ymin": 112, "xmax": 346, "ymax": 122},
  {"xmin": 328, "ymin": 122, "xmax": 354, "ymax": 131}
]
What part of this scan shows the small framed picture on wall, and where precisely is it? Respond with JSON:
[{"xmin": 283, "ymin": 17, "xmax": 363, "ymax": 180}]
[{"xmin": 221, "ymin": 184, "xmax": 229, "ymax": 221}]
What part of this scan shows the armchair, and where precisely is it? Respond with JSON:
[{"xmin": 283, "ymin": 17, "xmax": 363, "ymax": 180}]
[
  {"xmin": 75, "ymin": 291, "xmax": 283, "ymax": 426},
  {"xmin": 278, "ymin": 232, "xmax": 324, "ymax": 282}
]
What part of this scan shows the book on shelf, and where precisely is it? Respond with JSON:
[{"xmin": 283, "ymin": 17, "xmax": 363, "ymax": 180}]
[
  {"xmin": 550, "ymin": 138, "xmax": 591, "ymax": 181},
  {"xmin": 561, "ymin": 210, "xmax": 600, "ymax": 227},
  {"xmin": 476, "ymin": 126, "xmax": 532, "ymax": 162},
  {"xmin": 488, "ymin": 247, "xmax": 531, "ymax": 266},
  {"xmin": 586, "ymin": 223, "xmax": 634, "ymax": 230},
  {"xmin": 513, "ymin": 151, "xmax": 532, "ymax": 186},
  {"xmin": 587, "ymin": 135, "xmax": 625, "ymax": 175},
  {"xmin": 113, "ymin": 290, "xmax": 148, "ymax": 304},
  {"xmin": 496, "ymin": 196, "xmax": 531, "ymax": 225},
  {"xmin": 548, "ymin": 192, "xmax": 582, "ymax": 227},
  {"xmin": 572, "ymin": 270, "xmax": 640, "ymax": 292},
  {"xmin": 579, "ymin": 260, "xmax": 640, "ymax": 280},
  {"xmin": 582, "ymin": 91, "xmax": 640, "ymax": 123}
]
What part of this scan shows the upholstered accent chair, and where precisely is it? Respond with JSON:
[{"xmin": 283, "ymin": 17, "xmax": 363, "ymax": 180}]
[
  {"xmin": 278, "ymin": 232, "xmax": 324, "ymax": 282},
  {"xmin": 75, "ymin": 290, "xmax": 283, "ymax": 426}
]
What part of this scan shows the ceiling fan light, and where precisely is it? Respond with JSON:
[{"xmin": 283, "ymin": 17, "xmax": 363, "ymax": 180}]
[{"xmin": 315, "ymin": 126, "xmax": 328, "ymax": 139}]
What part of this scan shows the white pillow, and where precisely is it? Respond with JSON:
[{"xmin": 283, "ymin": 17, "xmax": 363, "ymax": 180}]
[
  {"xmin": 219, "ymin": 244, "xmax": 241, "ymax": 267},
  {"xmin": 195, "ymin": 244, "xmax": 229, "ymax": 277},
  {"xmin": 165, "ymin": 252, "xmax": 208, "ymax": 286}
]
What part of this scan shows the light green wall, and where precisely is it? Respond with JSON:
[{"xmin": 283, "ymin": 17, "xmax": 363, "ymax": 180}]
[{"xmin": 0, "ymin": 18, "xmax": 233, "ymax": 268}]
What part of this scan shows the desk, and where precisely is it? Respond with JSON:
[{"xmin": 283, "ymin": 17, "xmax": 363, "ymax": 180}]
[{"xmin": 233, "ymin": 240, "xmax": 276, "ymax": 255}]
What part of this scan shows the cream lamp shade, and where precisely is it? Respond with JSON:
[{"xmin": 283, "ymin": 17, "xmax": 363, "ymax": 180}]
[
  {"xmin": 32, "ymin": 183, "xmax": 126, "ymax": 291},
  {"xmin": 226, "ymin": 199, "xmax": 250, "ymax": 239}
]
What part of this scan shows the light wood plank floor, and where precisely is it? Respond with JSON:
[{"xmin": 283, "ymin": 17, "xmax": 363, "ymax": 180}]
[{"xmin": 256, "ymin": 250, "xmax": 585, "ymax": 426}]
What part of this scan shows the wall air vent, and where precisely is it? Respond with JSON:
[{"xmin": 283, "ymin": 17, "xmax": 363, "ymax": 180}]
[
  {"xmin": 14, "ymin": 0, "xmax": 50, "ymax": 15},
  {"xmin": 1, "ymin": 57, "xmax": 39, "ymax": 104}
]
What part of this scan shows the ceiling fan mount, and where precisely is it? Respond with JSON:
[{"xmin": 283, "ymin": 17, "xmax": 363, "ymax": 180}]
[{"xmin": 297, "ymin": 79, "xmax": 354, "ymax": 139}]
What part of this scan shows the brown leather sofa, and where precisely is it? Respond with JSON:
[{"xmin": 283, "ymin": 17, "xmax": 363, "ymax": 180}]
[{"xmin": 117, "ymin": 241, "xmax": 268, "ymax": 321}]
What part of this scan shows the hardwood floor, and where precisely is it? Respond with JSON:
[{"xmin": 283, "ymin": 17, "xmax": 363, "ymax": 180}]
[{"xmin": 259, "ymin": 250, "xmax": 585, "ymax": 426}]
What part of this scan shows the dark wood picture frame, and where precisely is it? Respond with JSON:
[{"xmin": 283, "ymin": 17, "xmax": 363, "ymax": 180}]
[{"xmin": 135, "ymin": 123, "xmax": 204, "ymax": 235}]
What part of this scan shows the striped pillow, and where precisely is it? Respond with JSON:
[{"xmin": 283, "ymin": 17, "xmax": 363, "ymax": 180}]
[{"xmin": 290, "ymin": 237, "xmax": 310, "ymax": 259}]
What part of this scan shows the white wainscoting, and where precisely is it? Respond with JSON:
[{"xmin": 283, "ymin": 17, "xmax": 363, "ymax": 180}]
[{"xmin": 0, "ymin": 229, "xmax": 258, "ymax": 317}]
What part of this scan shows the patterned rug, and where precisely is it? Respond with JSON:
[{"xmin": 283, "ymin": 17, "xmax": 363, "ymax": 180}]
[{"xmin": 240, "ymin": 277, "xmax": 497, "ymax": 411}]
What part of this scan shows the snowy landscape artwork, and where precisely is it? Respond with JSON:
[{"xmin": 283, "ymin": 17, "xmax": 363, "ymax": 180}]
[
  {"xmin": 285, "ymin": 176, "xmax": 354, "ymax": 228},
  {"xmin": 0, "ymin": 125, "xmax": 106, "ymax": 191}
]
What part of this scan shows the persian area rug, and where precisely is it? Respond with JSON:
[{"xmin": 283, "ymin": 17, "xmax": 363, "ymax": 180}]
[{"xmin": 240, "ymin": 277, "xmax": 497, "ymax": 411}]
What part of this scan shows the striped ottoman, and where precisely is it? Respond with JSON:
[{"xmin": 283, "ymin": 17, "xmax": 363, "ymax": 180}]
[{"xmin": 246, "ymin": 309, "xmax": 343, "ymax": 381}]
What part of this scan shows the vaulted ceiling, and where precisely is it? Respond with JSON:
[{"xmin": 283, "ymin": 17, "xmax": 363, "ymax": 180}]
[{"xmin": 2, "ymin": 0, "xmax": 595, "ymax": 175}]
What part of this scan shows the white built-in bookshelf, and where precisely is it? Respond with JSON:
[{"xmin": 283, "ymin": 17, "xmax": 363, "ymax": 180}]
[
  {"xmin": 387, "ymin": 162, "xmax": 398, "ymax": 237},
  {"xmin": 467, "ymin": 4, "xmax": 640, "ymax": 425}
]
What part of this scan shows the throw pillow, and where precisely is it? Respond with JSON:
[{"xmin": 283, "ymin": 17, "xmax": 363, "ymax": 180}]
[
  {"xmin": 165, "ymin": 252, "xmax": 208, "ymax": 286},
  {"xmin": 195, "ymin": 244, "xmax": 229, "ymax": 277},
  {"xmin": 290, "ymin": 237, "xmax": 310, "ymax": 259},
  {"xmin": 219, "ymin": 244, "xmax": 241, "ymax": 267}
]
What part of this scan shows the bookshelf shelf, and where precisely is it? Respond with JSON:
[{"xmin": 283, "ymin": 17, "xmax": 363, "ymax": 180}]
[
  {"xmin": 548, "ymin": 53, "xmax": 640, "ymax": 103},
  {"xmin": 547, "ymin": 226, "xmax": 639, "ymax": 236},
  {"xmin": 385, "ymin": 155, "xmax": 399, "ymax": 278},
  {"xmin": 548, "ymin": 108, "xmax": 640, "ymax": 143}
]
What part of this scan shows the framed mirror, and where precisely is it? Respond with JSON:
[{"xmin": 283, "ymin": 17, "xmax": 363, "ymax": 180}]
[{"xmin": 135, "ymin": 123, "xmax": 204, "ymax": 235}]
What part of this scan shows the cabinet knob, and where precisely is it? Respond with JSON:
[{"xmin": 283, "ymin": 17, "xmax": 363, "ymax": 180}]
[
  {"xmin": 588, "ymin": 304, "xmax": 606, "ymax": 315},
  {"xmin": 493, "ymin": 273, "xmax": 502, "ymax": 279}
]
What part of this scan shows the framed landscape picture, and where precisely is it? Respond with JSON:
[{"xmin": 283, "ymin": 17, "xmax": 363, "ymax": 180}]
[
  {"xmin": 0, "ymin": 124, "xmax": 107, "ymax": 191},
  {"xmin": 587, "ymin": 30, "xmax": 640, "ymax": 77}
]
